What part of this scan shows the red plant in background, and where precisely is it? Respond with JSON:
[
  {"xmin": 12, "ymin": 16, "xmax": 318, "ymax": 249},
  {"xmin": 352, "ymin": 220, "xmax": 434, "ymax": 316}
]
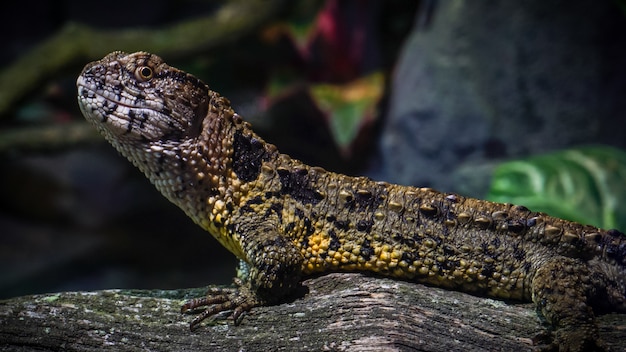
[
  {"xmin": 262, "ymin": 0, "xmax": 385, "ymax": 156},
  {"xmin": 303, "ymin": 0, "xmax": 376, "ymax": 83}
]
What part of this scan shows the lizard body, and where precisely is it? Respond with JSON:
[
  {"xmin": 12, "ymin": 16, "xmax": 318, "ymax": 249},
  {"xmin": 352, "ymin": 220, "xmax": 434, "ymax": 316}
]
[{"xmin": 77, "ymin": 51, "xmax": 626, "ymax": 351}]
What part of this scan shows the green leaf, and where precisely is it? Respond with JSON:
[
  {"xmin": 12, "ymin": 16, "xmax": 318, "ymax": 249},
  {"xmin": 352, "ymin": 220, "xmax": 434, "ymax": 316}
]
[
  {"xmin": 309, "ymin": 71, "xmax": 384, "ymax": 149},
  {"xmin": 486, "ymin": 146, "xmax": 626, "ymax": 231}
]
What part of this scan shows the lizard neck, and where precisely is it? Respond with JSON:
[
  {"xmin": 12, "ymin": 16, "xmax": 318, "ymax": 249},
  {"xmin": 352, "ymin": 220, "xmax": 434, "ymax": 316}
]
[
  {"xmin": 112, "ymin": 91, "xmax": 261, "ymax": 233},
  {"xmin": 132, "ymin": 90, "xmax": 280, "ymax": 258}
]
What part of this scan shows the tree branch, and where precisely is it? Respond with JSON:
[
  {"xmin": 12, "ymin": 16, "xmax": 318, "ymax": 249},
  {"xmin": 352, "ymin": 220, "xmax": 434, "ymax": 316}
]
[
  {"xmin": 2, "ymin": 273, "xmax": 624, "ymax": 351},
  {"xmin": 0, "ymin": 0, "xmax": 286, "ymax": 116}
]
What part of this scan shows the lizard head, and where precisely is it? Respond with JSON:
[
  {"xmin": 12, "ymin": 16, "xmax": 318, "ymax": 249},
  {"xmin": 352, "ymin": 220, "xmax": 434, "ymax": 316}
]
[
  {"xmin": 77, "ymin": 51, "xmax": 252, "ymax": 230},
  {"xmin": 77, "ymin": 51, "xmax": 210, "ymax": 147}
]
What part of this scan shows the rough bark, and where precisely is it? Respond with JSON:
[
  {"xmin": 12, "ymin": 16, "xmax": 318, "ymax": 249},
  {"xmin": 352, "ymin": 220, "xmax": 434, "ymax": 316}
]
[{"xmin": 1, "ymin": 273, "xmax": 624, "ymax": 351}]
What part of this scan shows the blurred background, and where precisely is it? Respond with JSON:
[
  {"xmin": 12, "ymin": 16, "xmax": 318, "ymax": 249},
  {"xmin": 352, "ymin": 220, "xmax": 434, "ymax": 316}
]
[{"xmin": 1, "ymin": 0, "xmax": 626, "ymax": 299}]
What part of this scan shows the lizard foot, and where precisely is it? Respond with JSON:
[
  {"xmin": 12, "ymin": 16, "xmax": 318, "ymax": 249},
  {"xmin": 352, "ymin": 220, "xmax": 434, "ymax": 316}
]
[{"xmin": 181, "ymin": 278, "xmax": 262, "ymax": 330}]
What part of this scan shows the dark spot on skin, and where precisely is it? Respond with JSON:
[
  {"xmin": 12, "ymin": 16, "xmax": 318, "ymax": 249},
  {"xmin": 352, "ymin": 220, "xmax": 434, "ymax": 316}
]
[
  {"xmin": 443, "ymin": 244, "xmax": 456, "ymax": 256},
  {"xmin": 418, "ymin": 203, "xmax": 439, "ymax": 217},
  {"xmin": 124, "ymin": 109, "xmax": 136, "ymax": 134},
  {"xmin": 161, "ymin": 128, "xmax": 184, "ymax": 142},
  {"xmin": 176, "ymin": 149, "xmax": 186, "ymax": 170},
  {"xmin": 513, "ymin": 245, "xmax": 526, "ymax": 261},
  {"xmin": 101, "ymin": 110, "xmax": 109, "ymax": 123},
  {"xmin": 294, "ymin": 208, "xmax": 305, "ymax": 219},
  {"xmin": 263, "ymin": 202, "xmax": 283, "ymax": 221},
  {"xmin": 139, "ymin": 111, "xmax": 149, "ymax": 129},
  {"xmin": 481, "ymin": 262, "xmax": 495, "ymax": 278},
  {"xmin": 297, "ymin": 217, "xmax": 315, "ymax": 249},
  {"xmin": 356, "ymin": 220, "xmax": 374, "ymax": 233},
  {"xmin": 225, "ymin": 202, "xmax": 234, "ymax": 212},
  {"xmin": 239, "ymin": 205, "xmax": 254, "ymax": 214},
  {"xmin": 442, "ymin": 259, "xmax": 460, "ymax": 271},
  {"xmin": 232, "ymin": 130, "xmax": 271, "ymax": 182},
  {"xmin": 360, "ymin": 239, "xmax": 374, "ymax": 261},
  {"xmin": 103, "ymin": 101, "xmax": 118, "ymax": 116},
  {"xmin": 246, "ymin": 196, "xmax": 263, "ymax": 205},
  {"xmin": 587, "ymin": 234, "xmax": 602, "ymax": 244},
  {"xmin": 285, "ymin": 222, "xmax": 295, "ymax": 233},
  {"xmin": 507, "ymin": 220, "xmax": 525, "ymax": 233},
  {"xmin": 393, "ymin": 232, "xmax": 416, "ymax": 248},
  {"xmin": 411, "ymin": 233, "xmax": 424, "ymax": 245},
  {"xmin": 277, "ymin": 168, "xmax": 321, "ymax": 205},
  {"xmin": 491, "ymin": 237, "xmax": 501, "ymax": 248},
  {"xmin": 401, "ymin": 252, "xmax": 414, "ymax": 263},
  {"xmin": 481, "ymin": 242, "xmax": 494, "ymax": 256},
  {"xmin": 334, "ymin": 219, "xmax": 350, "ymax": 231},
  {"xmin": 345, "ymin": 187, "xmax": 386, "ymax": 212},
  {"xmin": 329, "ymin": 229, "xmax": 341, "ymax": 251},
  {"xmin": 605, "ymin": 242, "xmax": 626, "ymax": 263},
  {"xmin": 255, "ymin": 236, "xmax": 289, "ymax": 253},
  {"xmin": 303, "ymin": 217, "xmax": 314, "ymax": 235},
  {"xmin": 354, "ymin": 192, "xmax": 372, "ymax": 207},
  {"xmin": 128, "ymin": 109, "xmax": 136, "ymax": 124},
  {"xmin": 264, "ymin": 191, "xmax": 280, "ymax": 199},
  {"xmin": 326, "ymin": 215, "xmax": 336, "ymax": 223}
]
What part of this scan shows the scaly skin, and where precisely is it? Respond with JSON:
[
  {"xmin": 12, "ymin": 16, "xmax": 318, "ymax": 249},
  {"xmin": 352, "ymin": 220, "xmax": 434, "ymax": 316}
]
[{"xmin": 77, "ymin": 51, "xmax": 626, "ymax": 351}]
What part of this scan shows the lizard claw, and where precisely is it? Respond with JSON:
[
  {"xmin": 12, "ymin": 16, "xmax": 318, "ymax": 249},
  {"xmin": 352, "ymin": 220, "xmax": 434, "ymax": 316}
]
[{"xmin": 181, "ymin": 279, "xmax": 261, "ymax": 330}]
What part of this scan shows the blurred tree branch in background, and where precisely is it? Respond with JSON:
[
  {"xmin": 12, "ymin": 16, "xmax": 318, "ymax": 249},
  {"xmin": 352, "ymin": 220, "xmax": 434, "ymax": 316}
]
[{"xmin": 0, "ymin": 0, "xmax": 287, "ymax": 118}]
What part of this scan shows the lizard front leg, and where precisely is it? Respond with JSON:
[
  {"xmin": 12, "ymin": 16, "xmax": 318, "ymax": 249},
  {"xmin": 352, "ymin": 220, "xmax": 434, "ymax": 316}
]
[
  {"xmin": 182, "ymin": 223, "xmax": 304, "ymax": 329},
  {"xmin": 531, "ymin": 257, "xmax": 604, "ymax": 352}
]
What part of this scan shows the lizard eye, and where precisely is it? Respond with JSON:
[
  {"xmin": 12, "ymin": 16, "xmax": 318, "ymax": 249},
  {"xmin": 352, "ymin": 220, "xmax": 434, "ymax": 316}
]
[{"xmin": 136, "ymin": 66, "xmax": 153, "ymax": 81}]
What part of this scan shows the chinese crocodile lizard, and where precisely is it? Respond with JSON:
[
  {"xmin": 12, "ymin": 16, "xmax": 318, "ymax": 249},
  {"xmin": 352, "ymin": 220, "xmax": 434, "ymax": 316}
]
[{"xmin": 77, "ymin": 51, "xmax": 626, "ymax": 351}]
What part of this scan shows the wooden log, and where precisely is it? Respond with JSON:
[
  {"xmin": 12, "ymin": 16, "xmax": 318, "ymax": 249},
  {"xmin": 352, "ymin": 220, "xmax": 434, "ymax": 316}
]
[{"xmin": 1, "ymin": 273, "xmax": 624, "ymax": 351}]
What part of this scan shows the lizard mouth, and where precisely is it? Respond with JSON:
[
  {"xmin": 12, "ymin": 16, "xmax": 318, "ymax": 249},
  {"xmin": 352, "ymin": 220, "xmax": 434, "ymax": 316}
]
[
  {"xmin": 77, "ymin": 78, "xmax": 184, "ymax": 143},
  {"xmin": 77, "ymin": 74, "xmax": 144, "ymax": 115},
  {"xmin": 77, "ymin": 81, "xmax": 152, "ymax": 140}
]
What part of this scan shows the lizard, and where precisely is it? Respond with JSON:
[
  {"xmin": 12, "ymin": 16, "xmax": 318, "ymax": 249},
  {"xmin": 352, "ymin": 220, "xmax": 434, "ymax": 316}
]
[{"xmin": 76, "ymin": 51, "xmax": 626, "ymax": 351}]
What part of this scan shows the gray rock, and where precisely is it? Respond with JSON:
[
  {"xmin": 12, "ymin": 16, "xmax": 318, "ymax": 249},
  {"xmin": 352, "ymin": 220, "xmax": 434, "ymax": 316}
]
[{"xmin": 373, "ymin": 0, "xmax": 626, "ymax": 197}]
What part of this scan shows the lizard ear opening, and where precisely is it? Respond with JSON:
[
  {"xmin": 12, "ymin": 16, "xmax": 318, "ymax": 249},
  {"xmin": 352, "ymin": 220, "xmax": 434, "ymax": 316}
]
[{"xmin": 189, "ymin": 99, "xmax": 208, "ymax": 138}]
